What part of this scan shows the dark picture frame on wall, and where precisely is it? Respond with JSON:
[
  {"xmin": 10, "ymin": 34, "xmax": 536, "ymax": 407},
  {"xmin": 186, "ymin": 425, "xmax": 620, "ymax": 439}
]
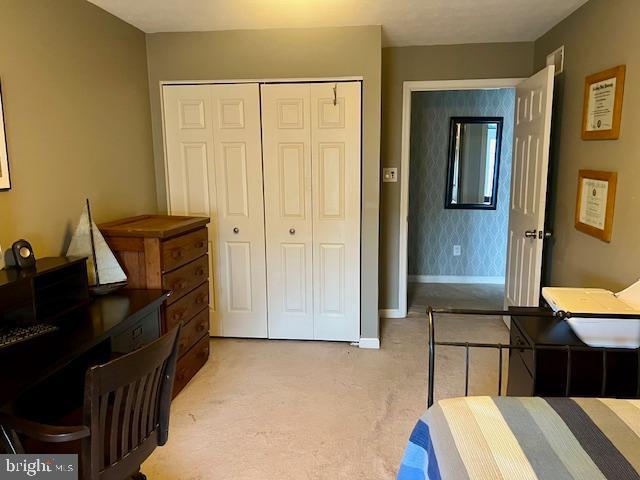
[
  {"xmin": 445, "ymin": 116, "xmax": 503, "ymax": 210},
  {"xmin": 0, "ymin": 81, "xmax": 11, "ymax": 191}
]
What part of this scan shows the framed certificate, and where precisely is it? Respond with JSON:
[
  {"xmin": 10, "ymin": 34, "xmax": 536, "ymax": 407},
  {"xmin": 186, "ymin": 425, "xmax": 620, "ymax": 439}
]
[
  {"xmin": 575, "ymin": 170, "xmax": 617, "ymax": 242},
  {"xmin": 582, "ymin": 65, "xmax": 626, "ymax": 140}
]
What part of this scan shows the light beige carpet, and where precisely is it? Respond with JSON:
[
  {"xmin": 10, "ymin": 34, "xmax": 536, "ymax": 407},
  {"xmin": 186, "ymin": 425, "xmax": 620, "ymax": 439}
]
[{"xmin": 143, "ymin": 284, "xmax": 508, "ymax": 479}]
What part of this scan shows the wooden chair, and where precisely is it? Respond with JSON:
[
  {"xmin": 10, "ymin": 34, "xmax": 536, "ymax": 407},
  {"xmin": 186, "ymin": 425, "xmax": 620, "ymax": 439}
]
[{"xmin": 0, "ymin": 325, "xmax": 182, "ymax": 480}]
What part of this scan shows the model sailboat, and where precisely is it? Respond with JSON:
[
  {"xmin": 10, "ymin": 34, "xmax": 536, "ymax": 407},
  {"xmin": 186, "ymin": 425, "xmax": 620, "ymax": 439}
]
[{"xmin": 66, "ymin": 199, "xmax": 127, "ymax": 295}]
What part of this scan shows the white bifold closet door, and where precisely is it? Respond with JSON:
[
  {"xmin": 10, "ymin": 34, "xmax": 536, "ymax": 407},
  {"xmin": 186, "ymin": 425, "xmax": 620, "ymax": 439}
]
[
  {"xmin": 261, "ymin": 82, "xmax": 361, "ymax": 341},
  {"xmin": 261, "ymin": 84, "xmax": 314, "ymax": 339},
  {"xmin": 162, "ymin": 83, "xmax": 268, "ymax": 338}
]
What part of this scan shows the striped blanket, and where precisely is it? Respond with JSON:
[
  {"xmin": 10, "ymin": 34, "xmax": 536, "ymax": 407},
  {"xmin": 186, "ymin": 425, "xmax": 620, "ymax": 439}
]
[{"xmin": 397, "ymin": 396, "xmax": 640, "ymax": 480}]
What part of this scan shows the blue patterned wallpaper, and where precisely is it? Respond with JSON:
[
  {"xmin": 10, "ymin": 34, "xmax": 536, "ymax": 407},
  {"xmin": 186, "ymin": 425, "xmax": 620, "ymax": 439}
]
[{"xmin": 408, "ymin": 89, "xmax": 515, "ymax": 278}]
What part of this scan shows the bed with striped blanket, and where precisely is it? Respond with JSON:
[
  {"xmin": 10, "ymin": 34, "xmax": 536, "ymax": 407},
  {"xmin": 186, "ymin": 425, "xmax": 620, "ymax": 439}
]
[{"xmin": 397, "ymin": 396, "xmax": 640, "ymax": 480}]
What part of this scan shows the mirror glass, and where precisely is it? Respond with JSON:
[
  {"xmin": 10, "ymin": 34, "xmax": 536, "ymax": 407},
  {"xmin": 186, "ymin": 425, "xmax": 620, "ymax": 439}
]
[{"xmin": 446, "ymin": 117, "xmax": 503, "ymax": 209}]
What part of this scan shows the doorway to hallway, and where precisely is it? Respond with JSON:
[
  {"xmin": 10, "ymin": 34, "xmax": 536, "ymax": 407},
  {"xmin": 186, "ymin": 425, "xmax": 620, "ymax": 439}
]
[{"xmin": 407, "ymin": 282, "xmax": 504, "ymax": 316}]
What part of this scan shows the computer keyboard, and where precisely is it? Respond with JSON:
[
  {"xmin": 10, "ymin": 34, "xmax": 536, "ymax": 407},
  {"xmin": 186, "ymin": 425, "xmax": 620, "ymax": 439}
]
[{"xmin": 0, "ymin": 323, "xmax": 59, "ymax": 349}]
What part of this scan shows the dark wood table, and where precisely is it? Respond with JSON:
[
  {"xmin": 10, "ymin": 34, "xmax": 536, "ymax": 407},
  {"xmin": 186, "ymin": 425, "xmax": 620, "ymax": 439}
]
[
  {"xmin": 507, "ymin": 312, "xmax": 640, "ymax": 398},
  {"xmin": 0, "ymin": 289, "xmax": 168, "ymax": 410}
]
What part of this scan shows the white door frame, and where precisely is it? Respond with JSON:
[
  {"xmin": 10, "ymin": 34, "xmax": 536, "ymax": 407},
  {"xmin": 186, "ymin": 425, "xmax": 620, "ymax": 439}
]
[
  {"xmin": 160, "ymin": 76, "xmax": 369, "ymax": 343},
  {"xmin": 395, "ymin": 78, "xmax": 524, "ymax": 319}
]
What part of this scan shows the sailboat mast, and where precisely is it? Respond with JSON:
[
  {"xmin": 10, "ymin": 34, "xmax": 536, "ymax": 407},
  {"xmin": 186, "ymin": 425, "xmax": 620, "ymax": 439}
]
[{"xmin": 86, "ymin": 198, "xmax": 101, "ymax": 286}]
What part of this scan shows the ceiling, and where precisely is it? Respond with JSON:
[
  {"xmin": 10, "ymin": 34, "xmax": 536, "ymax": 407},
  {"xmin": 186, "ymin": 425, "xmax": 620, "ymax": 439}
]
[{"xmin": 87, "ymin": 0, "xmax": 588, "ymax": 47}]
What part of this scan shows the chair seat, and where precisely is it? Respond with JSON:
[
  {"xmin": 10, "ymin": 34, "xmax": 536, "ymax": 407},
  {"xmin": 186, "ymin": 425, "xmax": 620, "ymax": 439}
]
[{"xmin": 16, "ymin": 408, "xmax": 83, "ymax": 472}]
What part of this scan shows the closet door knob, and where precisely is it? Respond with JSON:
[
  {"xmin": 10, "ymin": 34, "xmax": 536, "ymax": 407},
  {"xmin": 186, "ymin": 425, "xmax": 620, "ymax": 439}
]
[
  {"xmin": 233, "ymin": 227, "xmax": 239, "ymax": 234},
  {"xmin": 289, "ymin": 228, "xmax": 296, "ymax": 235}
]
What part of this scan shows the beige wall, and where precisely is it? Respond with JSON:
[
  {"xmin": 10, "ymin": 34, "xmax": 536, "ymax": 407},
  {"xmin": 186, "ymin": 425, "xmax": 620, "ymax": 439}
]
[
  {"xmin": 146, "ymin": 26, "xmax": 382, "ymax": 338},
  {"xmin": 534, "ymin": 0, "xmax": 640, "ymax": 291},
  {"xmin": 0, "ymin": 0, "xmax": 156, "ymax": 259},
  {"xmin": 379, "ymin": 43, "xmax": 534, "ymax": 309}
]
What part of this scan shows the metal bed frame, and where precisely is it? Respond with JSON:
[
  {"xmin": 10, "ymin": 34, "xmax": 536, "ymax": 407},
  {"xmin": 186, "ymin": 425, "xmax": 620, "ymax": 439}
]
[{"xmin": 427, "ymin": 306, "xmax": 640, "ymax": 407}]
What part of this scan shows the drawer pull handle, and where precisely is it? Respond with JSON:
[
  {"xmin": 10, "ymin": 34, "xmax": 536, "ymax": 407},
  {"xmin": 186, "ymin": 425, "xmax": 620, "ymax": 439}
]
[
  {"xmin": 196, "ymin": 241, "xmax": 205, "ymax": 248},
  {"xmin": 196, "ymin": 296, "xmax": 206, "ymax": 304},
  {"xmin": 196, "ymin": 323, "xmax": 206, "ymax": 332},
  {"xmin": 196, "ymin": 268, "xmax": 205, "ymax": 276},
  {"xmin": 171, "ymin": 250, "xmax": 183, "ymax": 259}
]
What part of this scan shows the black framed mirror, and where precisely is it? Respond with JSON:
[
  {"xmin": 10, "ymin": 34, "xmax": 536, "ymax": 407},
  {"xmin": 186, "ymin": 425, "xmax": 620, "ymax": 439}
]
[{"xmin": 445, "ymin": 116, "xmax": 503, "ymax": 210}]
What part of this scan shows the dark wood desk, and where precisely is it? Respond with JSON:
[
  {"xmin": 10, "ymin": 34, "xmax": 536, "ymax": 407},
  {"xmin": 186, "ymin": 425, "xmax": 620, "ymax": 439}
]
[
  {"xmin": 507, "ymin": 313, "xmax": 640, "ymax": 398},
  {"xmin": 0, "ymin": 289, "xmax": 168, "ymax": 410}
]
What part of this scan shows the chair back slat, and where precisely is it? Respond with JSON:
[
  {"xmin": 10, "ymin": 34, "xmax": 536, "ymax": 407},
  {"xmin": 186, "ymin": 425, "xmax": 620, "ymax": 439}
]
[
  {"xmin": 141, "ymin": 366, "xmax": 159, "ymax": 438},
  {"xmin": 130, "ymin": 375, "xmax": 148, "ymax": 447},
  {"xmin": 109, "ymin": 386, "xmax": 124, "ymax": 465},
  {"xmin": 144, "ymin": 364, "xmax": 164, "ymax": 436},
  {"xmin": 120, "ymin": 382, "xmax": 135, "ymax": 457},
  {"xmin": 98, "ymin": 394, "xmax": 109, "ymax": 470},
  {"xmin": 82, "ymin": 325, "xmax": 181, "ymax": 480},
  {"xmin": 147, "ymin": 366, "xmax": 163, "ymax": 437}
]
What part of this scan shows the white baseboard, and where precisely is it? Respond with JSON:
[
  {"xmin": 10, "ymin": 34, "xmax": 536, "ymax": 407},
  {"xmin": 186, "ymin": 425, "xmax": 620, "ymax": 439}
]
[
  {"xmin": 408, "ymin": 275, "xmax": 505, "ymax": 285},
  {"xmin": 358, "ymin": 337, "xmax": 380, "ymax": 349},
  {"xmin": 379, "ymin": 308, "xmax": 405, "ymax": 318}
]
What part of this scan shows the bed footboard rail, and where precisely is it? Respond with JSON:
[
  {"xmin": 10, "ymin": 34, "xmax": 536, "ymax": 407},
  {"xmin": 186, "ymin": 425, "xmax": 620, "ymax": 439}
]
[{"xmin": 427, "ymin": 306, "xmax": 640, "ymax": 407}]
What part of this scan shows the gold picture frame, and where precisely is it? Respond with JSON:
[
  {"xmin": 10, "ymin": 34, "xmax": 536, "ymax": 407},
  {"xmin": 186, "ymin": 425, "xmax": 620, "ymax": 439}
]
[
  {"xmin": 575, "ymin": 170, "xmax": 617, "ymax": 242},
  {"xmin": 581, "ymin": 65, "xmax": 626, "ymax": 140},
  {"xmin": 0, "ymin": 81, "xmax": 10, "ymax": 191}
]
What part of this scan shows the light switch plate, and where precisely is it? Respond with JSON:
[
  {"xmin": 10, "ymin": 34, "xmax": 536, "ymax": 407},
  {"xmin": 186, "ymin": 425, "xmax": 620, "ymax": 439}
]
[
  {"xmin": 453, "ymin": 245, "xmax": 461, "ymax": 256},
  {"xmin": 383, "ymin": 167, "xmax": 398, "ymax": 183}
]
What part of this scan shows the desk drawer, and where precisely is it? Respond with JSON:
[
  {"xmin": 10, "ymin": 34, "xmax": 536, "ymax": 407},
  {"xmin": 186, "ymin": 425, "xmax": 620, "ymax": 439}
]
[
  {"xmin": 162, "ymin": 228, "xmax": 208, "ymax": 273},
  {"xmin": 178, "ymin": 309, "xmax": 209, "ymax": 357},
  {"xmin": 165, "ymin": 282, "xmax": 209, "ymax": 331},
  {"xmin": 112, "ymin": 311, "xmax": 160, "ymax": 354},
  {"xmin": 173, "ymin": 335, "xmax": 209, "ymax": 397},
  {"xmin": 163, "ymin": 255, "xmax": 209, "ymax": 305}
]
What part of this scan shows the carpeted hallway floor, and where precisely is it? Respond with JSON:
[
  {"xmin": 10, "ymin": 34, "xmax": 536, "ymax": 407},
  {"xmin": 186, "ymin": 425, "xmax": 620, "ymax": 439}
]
[{"xmin": 143, "ymin": 283, "xmax": 508, "ymax": 480}]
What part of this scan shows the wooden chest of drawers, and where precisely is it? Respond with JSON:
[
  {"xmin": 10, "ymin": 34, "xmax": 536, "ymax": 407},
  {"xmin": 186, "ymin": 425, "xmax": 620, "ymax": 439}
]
[{"xmin": 99, "ymin": 215, "xmax": 210, "ymax": 397}]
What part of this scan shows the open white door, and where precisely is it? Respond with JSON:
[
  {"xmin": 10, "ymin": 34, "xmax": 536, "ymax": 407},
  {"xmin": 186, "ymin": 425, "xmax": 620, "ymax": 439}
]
[{"xmin": 504, "ymin": 66, "xmax": 555, "ymax": 312}]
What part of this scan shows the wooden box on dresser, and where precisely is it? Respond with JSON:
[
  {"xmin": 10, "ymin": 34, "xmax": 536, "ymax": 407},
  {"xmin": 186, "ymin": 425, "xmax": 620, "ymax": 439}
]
[{"xmin": 99, "ymin": 215, "xmax": 210, "ymax": 397}]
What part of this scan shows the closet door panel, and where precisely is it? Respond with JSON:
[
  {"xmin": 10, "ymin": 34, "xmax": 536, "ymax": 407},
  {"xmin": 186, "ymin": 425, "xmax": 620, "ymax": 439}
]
[
  {"xmin": 210, "ymin": 83, "xmax": 268, "ymax": 338},
  {"xmin": 225, "ymin": 241, "xmax": 252, "ymax": 312},
  {"xmin": 162, "ymin": 85, "xmax": 217, "ymax": 325},
  {"xmin": 311, "ymin": 82, "xmax": 361, "ymax": 341},
  {"xmin": 261, "ymin": 84, "xmax": 314, "ymax": 339},
  {"xmin": 163, "ymin": 86, "xmax": 213, "ymax": 217}
]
